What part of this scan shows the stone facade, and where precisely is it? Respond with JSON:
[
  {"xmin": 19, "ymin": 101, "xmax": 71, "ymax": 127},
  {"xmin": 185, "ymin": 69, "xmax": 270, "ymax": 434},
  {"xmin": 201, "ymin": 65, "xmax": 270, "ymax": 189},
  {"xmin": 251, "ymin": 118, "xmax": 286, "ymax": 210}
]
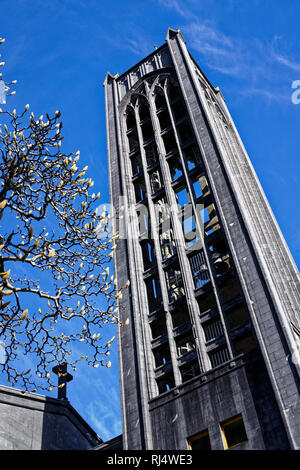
[{"xmin": 104, "ymin": 28, "xmax": 300, "ymax": 450}]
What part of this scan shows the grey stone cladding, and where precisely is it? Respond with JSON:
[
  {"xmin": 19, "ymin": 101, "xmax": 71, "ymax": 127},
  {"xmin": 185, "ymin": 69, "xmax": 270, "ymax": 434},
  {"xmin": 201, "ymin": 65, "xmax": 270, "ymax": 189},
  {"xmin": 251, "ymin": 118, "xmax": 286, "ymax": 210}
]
[
  {"xmin": 0, "ymin": 385, "xmax": 101, "ymax": 450},
  {"xmin": 104, "ymin": 28, "xmax": 300, "ymax": 450}
]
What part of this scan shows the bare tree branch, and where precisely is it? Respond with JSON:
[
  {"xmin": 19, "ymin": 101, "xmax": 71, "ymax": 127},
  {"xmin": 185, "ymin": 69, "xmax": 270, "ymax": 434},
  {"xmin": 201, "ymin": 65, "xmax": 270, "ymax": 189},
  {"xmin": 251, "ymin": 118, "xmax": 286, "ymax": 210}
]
[{"xmin": 0, "ymin": 36, "xmax": 128, "ymax": 392}]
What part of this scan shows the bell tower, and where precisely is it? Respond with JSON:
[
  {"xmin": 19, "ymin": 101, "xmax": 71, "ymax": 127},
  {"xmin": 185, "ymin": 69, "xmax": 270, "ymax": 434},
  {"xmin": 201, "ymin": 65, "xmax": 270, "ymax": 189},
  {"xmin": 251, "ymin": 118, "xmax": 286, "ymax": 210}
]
[{"xmin": 104, "ymin": 28, "xmax": 300, "ymax": 450}]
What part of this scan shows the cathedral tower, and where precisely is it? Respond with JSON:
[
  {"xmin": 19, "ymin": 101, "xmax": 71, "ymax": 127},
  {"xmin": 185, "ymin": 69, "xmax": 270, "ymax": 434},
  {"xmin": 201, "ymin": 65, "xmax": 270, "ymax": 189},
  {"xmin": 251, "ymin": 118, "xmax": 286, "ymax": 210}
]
[{"xmin": 104, "ymin": 28, "xmax": 300, "ymax": 450}]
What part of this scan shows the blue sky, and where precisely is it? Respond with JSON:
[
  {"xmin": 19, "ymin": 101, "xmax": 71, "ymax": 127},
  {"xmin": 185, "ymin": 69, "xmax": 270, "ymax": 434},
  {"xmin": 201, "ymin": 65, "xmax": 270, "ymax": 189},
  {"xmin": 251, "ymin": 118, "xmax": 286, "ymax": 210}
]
[{"xmin": 0, "ymin": 0, "xmax": 299, "ymax": 442}]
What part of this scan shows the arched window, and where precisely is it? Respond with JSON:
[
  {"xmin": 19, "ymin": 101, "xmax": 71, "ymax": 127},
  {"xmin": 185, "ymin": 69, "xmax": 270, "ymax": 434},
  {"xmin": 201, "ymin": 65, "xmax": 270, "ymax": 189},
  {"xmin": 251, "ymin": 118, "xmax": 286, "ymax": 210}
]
[
  {"xmin": 126, "ymin": 107, "xmax": 136, "ymax": 131},
  {"xmin": 138, "ymin": 101, "xmax": 150, "ymax": 122},
  {"xmin": 155, "ymin": 88, "xmax": 167, "ymax": 110},
  {"xmin": 168, "ymin": 80, "xmax": 180, "ymax": 102}
]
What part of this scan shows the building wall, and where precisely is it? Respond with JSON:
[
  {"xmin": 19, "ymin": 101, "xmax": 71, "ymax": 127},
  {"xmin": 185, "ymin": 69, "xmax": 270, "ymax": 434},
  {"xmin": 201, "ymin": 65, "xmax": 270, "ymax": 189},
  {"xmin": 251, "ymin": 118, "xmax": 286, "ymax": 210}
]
[
  {"xmin": 104, "ymin": 72, "xmax": 148, "ymax": 450},
  {"xmin": 104, "ymin": 28, "xmax": 300, "ymax": 450},
  {"xmin": 0, "ymin": 385, "xmax": 101, "ymax": 450},
  {"xmin": 149, "ymin": 352, "xmax": 290, "ymax": 450},
  {"xmin": 165, "ymin": 28, "xmax": 300, "ymax": 447}
]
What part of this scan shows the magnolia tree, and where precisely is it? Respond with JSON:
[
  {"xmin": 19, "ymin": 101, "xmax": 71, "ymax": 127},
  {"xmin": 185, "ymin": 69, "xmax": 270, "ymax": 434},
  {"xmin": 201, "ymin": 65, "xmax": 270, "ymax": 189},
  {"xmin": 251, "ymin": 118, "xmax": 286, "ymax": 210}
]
[{"xmin": 0, "ymin": 37, "xmax": 127, "ymax": 392}]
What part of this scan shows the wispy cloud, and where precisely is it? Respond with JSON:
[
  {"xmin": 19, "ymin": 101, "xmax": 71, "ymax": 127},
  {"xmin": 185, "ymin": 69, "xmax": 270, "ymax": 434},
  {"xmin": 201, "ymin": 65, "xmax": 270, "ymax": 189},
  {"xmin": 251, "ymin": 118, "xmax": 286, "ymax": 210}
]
[
  {"xmin": 270, "ymin": 35, "xmax": 300, "ymax": 72},
  {"xmin": 160, "ymin": 0, "xmax": 254, "ymax": 78},
  {"xmin": 158, "ymin": 0, "xmax": 197, "ymax": 20},
  {"xmin": 186, "ymin": 21, "xmax": 244, "ymax": 77},
  {"xmin": 84, "ymin": 367, "xmax": 122, "ymax": 441},
  {"xmin": 188, "ymin": 22, "xmax": 234, "ymax": 50},
  {"xmin": 66, "ymin": 346, "xmax": 122, "ymax": 442},
  {"xmin": 159, "ymin": 0, "xmax": 300, "ymax": 103},
  {"xmin": 272, "ymin": 53, "xmax": 300, "ymax": 72},
  {"xmin": 86, "ymin": 397, "xmax": 122, "ymax": 442},
  {"xmin": 126, "ymin": 36, "xmax": 152, "ymax": 57},
  {"xmin": 240, "ymin": 87, "xmax": 288, "ymax": 104},
  {"xmin": 98, "ymin": 29, "xmax": 152, "ymax": 60}
]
